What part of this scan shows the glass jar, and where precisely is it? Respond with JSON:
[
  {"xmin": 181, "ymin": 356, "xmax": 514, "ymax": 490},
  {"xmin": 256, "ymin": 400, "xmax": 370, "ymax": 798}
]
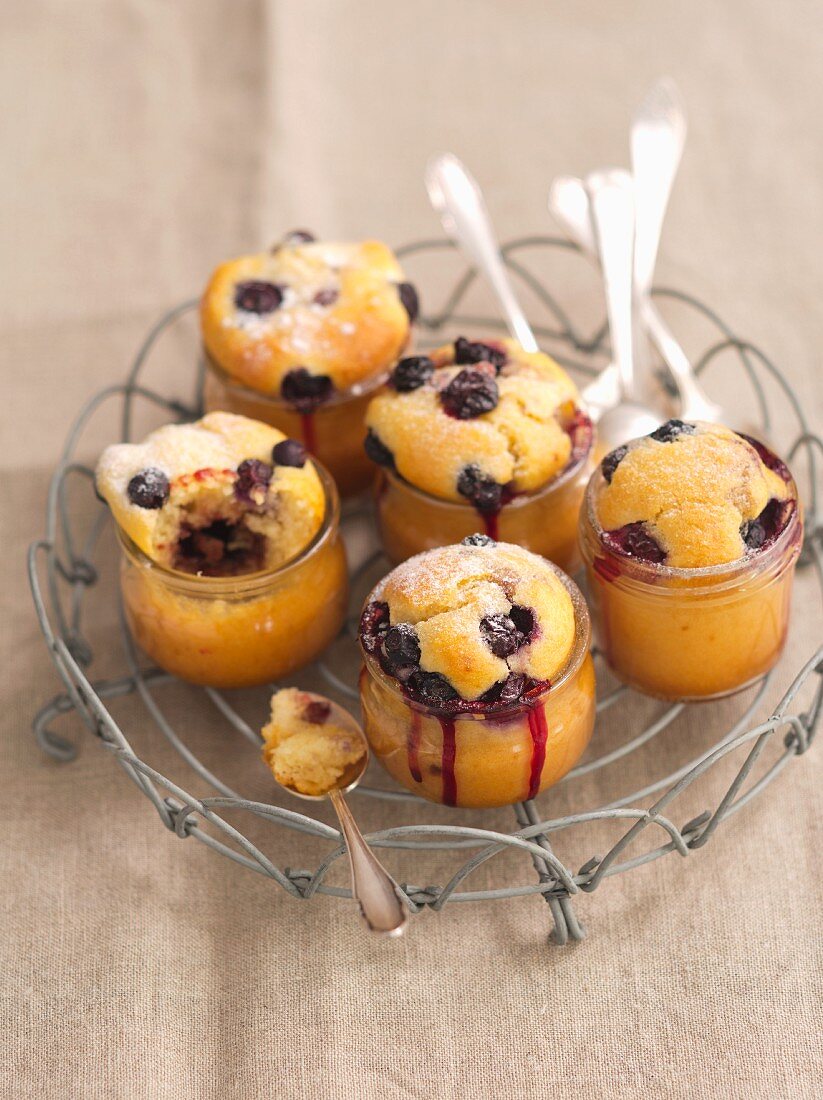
[
  {"xmin": 358, "ymin": 571, "xmax": 596, "ymax": 808},
  {"xmin": 579, "ymin": 468, "xmax": 803, "ymax": 701},
  {"xmin": 203, "ymin": 352, "xmax": 384, "ymax": 498},
  {"xmin": 118, "ymin": 465, "xmax": 348, "ymax": 689},
  {"xmin": 373, "ymin": 419, "xmax": 595, "ymax": 571}
]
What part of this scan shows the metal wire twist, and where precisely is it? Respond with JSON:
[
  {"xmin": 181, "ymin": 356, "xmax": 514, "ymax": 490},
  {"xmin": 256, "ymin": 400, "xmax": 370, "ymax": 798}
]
[{"xmin": 28, "ymin": 237, "xmax": 823, "ymax": 946}]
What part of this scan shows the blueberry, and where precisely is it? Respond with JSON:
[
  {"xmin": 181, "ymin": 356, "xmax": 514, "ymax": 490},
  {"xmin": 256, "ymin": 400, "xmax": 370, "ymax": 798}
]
[
  {"xmin": 457, "ymin": 465, "xmax": 503, "ymax": 514},
  {"xmin": 397, "ymin": 282, "xmax": 420, "ymax": 323},
  {"xmin": 280, "ymin": 368, "xmax": 334, "ymax": 412},
  {"xmin": 234, "ymin": 281, "xmax": 284, "ymax": 314},
  {"xmin": 382, "ymin": 624, "xmax": 421, "ymax": 671},
  {"xmin": 127, "ymin": 468, "xmax": 170, "ymax": 510},
  {"xmin": 234, "ymin": 459, "xmax": 272, "ymax": 505},
  {"xmin": 481, "ymin": 672, "xmax": 527, "ymax": 708},
  {"xmin": 272, "ymin": 438, "xmax": 307, "ymax": 468},
  {"xmin": 649, "ymin": 419, "xmax": 696, "ymax": 443},
  {"xmin": 741, "ymin": 518, "xmax": 766, "ymax": 550},
  {"xmin": 453, "ymin": 337, "xmax": 507, "ymax": 373},
  {"xmin": 391, "ymin": 356, "xmax": 434, "ymax": 393},
  {"xmin": 509, "ymin": 605, "xmax": 535, "ymax": 640},
  {"xmin": 313, "ymin": 287, "xmax": 338, "ymax": 307},
  {"xmin": 363, "ymin": 429, "xmax": 395, "ymax": 469},
  {"xmin": 359, "ymin": 600, "xmax": 390, "ymax": 654},
  {"xmin": 480, "ymin": 614, "xmax": 523, "ymax": 658},
  {"xmin": 601, "ymin": 444, "xmax": 629, "ymax": 484},
  {"xmin": 461, "ymin": 533, "xmax": 495, "ymax": 547},
  {"xmin": 440, "ymin": 368, "xmax": 499, "ymax": 419},
  {"xmin": 279, "ymin": 229, "xmax": 316, "ymax": 247},
  {"xmin": 741, "ymin": 498, "xmax": 794, "ymax": 551},
  {"xmin": 407, "ymin": 670, "xmax": 458, "ymax": 708},
  {"xmin": 303, "ymin": 700, "xmax": 331, "ymax": 724},
  {"xmin": 603, "ymin": 522, "xmax": 667, "ymax": 564}
]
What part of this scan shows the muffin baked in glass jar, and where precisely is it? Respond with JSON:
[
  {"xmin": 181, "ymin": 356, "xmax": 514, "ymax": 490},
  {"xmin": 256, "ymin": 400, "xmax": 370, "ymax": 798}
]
[
  {"xmin": 363, "ymin": 336, "xmax": 594, "ymax": 570},
  {"xmin": 96, "ymin": 412, "xmax": 348, "ymax": 688},
  {"xmin": 580, "ymin": 419, "xmax": 802, "ymax": 701},
  {"xmin": 201, "ymin": 231, "xmax": 418, "ymax": 497},
  {"xmin": 358, "ymin": 537, "xmax": 596, "ymax": 808}
]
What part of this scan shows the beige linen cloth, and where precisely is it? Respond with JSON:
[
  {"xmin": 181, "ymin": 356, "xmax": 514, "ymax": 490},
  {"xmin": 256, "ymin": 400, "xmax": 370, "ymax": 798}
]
[{"xmin": 2, "ymin": 2, "xmax": 822, "ymax": 1098}]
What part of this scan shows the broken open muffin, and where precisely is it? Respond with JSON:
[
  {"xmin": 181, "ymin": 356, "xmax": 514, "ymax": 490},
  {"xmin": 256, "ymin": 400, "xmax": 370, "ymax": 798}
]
[
  {"xmin": 364, "ymin": 337, "xmax": 594, "ymax": 570},
  {"xmin": 96, "ymin": 412, "xmax": 325, "ymax": 577},
  {"xmin": 97, "ymin": 413, "xmax": 348, "ymax": 688}
]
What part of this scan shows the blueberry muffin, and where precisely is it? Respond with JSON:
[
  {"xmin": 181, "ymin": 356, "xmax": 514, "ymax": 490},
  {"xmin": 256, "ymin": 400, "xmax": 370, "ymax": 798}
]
[
  {"xmin": 262, "ymin": 689, "xmax": 367, "ymax": 798},
  {"xmin": 594, "ymin": 420, "xmax": 797, "ymax": 569},
  {"xmin": 364, "ymin": 337, "xmax": 590, "ymax": 511},
  {"xmin": 581, "ymin": 420, "xmax": 802, "ymax": 700},
  {"xmin": 201, "ymin": 232, "xmax": 417, "ymax": 404},
  {"xmin": 360, "ymin": 537, "xmax": 577, "ymax": 707},
  {"xmin": 96, "ymin": 412, "xmax": 325, "ymax": 576},
  {"xmin": 358, "ymin": 537, "xmax": 596, "ymax": 807}
]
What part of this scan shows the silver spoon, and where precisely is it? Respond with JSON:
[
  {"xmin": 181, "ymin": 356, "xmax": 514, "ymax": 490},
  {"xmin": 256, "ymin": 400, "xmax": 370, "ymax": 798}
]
[
  {"xmin": 631, "ymin": 78, "xmax": 723, "ymax": 422},
  {"xmin": 584, "ymin": 169, "xmax": 661, "ymax": 448},
  {"xmin": 264, "ymin": 691, "xmax": 407, "ymax": 936},
  {"xmin": 425, "ymin": 153, "xmax": 539, "ymax": 352}
]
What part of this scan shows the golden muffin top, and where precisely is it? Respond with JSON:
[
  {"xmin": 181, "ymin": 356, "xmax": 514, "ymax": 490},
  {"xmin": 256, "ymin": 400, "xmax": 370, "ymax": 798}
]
[
  {"xmin": 593, "ymin": 420, "xmax": 797, "ymax": 569},
  {"xmin": 359, "ymin": 537, "xmax": 578, "ymax": 705},
  {"xmin": 261, "ymin": 689, "xmax": 367, "ymax": 798},
  {"xmin": 96, "ymin": 412, "xmax": 325, "ymax": 576},
  {"xmin": 363, "ymin": 337, "xmax": 590, "ymax": 511},
  {"xmin": 201, "ymin": 233, "xmax": 415, "ymax": 400}
]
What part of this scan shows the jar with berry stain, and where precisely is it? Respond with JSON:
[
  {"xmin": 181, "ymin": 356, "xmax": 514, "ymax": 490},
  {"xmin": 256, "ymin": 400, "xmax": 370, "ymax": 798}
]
[
  {"xmin": 358, "ymin": 571, "xmax": 596, "ymax": 809},
  {"xmin": 579, "ymin": 461, "xmax": 803, "ymax": 701},
  {"xmin": 203, "ymin": 353, "xmax": 385, "ymax": 499},
  {"xmin": 118, "ymin": 463, "xmax": 348, "ymax": 689},
  {"xmin": 373, "ymin": 412, "xmax": 595, "ymax": 571}
]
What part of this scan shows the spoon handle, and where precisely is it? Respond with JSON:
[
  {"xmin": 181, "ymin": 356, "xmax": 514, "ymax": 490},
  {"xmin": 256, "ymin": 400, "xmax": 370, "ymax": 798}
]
[
  {"xmin": 630, "ymin": 77, "xmax": 687, "ymax": 298},
  {"xmin": 329, "ymin": 789, "xmax": 407, "ymax": 936},
  {"xmin": 586, "ymin": 170, "xmax": 637, "ymax": 401},
  {"xmin": 425, "ymin": 154, "xmax": 539, "ymax": 352}
]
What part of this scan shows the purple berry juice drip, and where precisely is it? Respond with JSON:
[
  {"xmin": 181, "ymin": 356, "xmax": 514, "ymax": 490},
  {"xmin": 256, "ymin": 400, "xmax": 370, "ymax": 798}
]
[
  {"xmin": 526, "ymin": 702, "xmax": 549, "ymax": 800},
  {"xmin": 408, "ymin": 710, "xmax": 422, "ymax": 783},
  {"xmin": 439, "ymin": 717, "xmax": 457, "ymax": 806},
  {"xmin": 299, "ymin": 413, "xmax": 316, "ymax": 455},
  {"xmin": 483, "ymin": 511, "xmax": 499, "ymax": 541}
]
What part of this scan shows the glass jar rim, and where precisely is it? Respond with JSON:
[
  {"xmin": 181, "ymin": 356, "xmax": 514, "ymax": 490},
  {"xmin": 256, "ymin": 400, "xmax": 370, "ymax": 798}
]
[
  {"xmin": 581, "ymin": 462, "xmax": 802, "ymax": 589},
  {"xmin": 115, "ymin": 459, "xmax": 340, "ymax": 595},
  {"xmin": 358, "ymin": 559, "xmax": 591, "ymax": 720},
  {"xmin": 378, "ymin": 418, "xmax": 595, "ymax": 512},
  {"xmin": 202, "ymin": 347, "xmax": 389, "ymax": 408}
]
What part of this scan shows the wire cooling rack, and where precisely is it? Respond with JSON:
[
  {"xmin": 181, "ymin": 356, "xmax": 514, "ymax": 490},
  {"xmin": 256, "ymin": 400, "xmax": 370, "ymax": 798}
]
[{"xmin": 28, "ymin": 238, "xmax": 823, "ymax": 945}]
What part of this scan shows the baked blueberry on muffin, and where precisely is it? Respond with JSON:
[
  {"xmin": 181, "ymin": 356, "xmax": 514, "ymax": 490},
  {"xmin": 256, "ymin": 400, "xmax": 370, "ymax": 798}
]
[
  {"xmin": 364, "ymin": 337, "xmax": 594, "ymax": 568},
  {"xmin": 261, "ymin": 688, "xmax": 367, "ymax": 798},
  {"xmin": 594, "ymin": 420, "xmax": 797, "ymax": 569},
  {"xmin": 96, "ymin": 412, "xmax": 324, "ymax": 577},
  {"xmin": 365, "ymin": 337, "xmax": 590, "ymax": 509},
  {"xmin": 581, "ymin": 420, "xmax": 802, "ymax": 701},
  {"xmin": 358, "ymin": 538, "xmax": 595, "ymax": 807},
  {"xmin": 201, "ymin": 235, "xmax": 416, "ymax": 403},
  {"xmin": 97, "ymin": 412, "xmax": 348, "ymax": 689}
]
